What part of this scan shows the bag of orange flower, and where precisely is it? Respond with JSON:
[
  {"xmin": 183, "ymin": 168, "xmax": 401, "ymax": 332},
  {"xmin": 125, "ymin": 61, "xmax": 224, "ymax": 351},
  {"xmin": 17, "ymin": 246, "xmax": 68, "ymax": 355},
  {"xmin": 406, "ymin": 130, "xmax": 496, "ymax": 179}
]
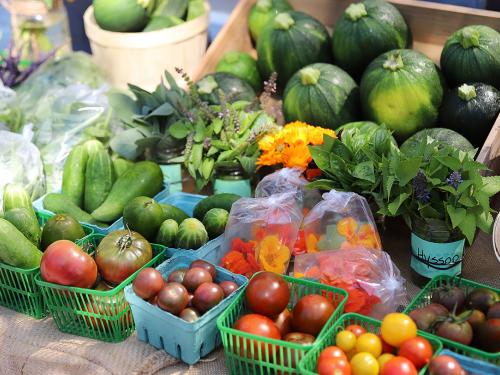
[
  {"xmin": 219, "ymin": 192, "xmax": 303, "ymax": 277},
  {"xmin": 300, "ymin": 190, "xmax": 382, "ymax": 254},
  {"xmin": 254, "ymin": 167, "xmax": 322, "ymax": 212},
  {"xmin": 294, "ymin": 248, "xmax": 406, "ymax": 318}
]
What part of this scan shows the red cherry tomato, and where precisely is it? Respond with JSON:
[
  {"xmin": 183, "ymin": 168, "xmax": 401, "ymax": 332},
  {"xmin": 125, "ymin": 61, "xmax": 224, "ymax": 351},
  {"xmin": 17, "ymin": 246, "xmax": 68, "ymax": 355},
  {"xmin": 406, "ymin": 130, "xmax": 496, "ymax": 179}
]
[
  {"xmin": 318, "ymin": 346, "xmax": 348, "ymax": 363},
  {"xmin": 233, "ymin": 314, "xmax": 281, "ymax": 359},
  {"xmin": 398, "ymin": 337, "xmax": 433, "ymax": 369},
  {"xmin": 345, "ymin": 324, "xmax": 367, "ymax": 338},
  {"xmin": 379, "ymin": 334, "xmax": 395, "ymax": 354},
  {"xmin": 317, "ymin": 357, "xmax": 351, "ymax": 375},
  {"xmin": 381, "ymin": 356, "xmax": 418, "ymax": 375}
]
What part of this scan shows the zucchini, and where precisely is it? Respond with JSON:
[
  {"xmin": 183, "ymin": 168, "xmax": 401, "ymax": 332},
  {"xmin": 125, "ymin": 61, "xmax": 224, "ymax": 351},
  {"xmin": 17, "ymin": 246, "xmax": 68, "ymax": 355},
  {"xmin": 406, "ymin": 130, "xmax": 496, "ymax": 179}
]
[
  {"xmin": 61, "ymin": 145, "xmax": 88, "ymax": 208},
  {"xmin": 91, "ymin": 161, "xmax": 164, "ymax": 223},
  {"xmin": 3, "ymin": 208, "xmax": 41, "ymax": 247},
  {"xmin": 144, "ymin": 15, "xmax": 183, "ymax": 31},
  {"xmin": 3, "ymin": 183, "xmax": 33, "ymax": 213},
  {"xmin": 112, "ymin": 157, "xmax": 134, "ymax": 177},
  {"xmin": 44, "ymin": 193, "xmax": 102, "ymax": 225},
  {"xmin": 0, "ymin": 218, "xmax": 43, "ymax": 269},
  {"xmin": 84, "ymin": 148, "xmax": 115, "ymax": 213},
  {"xmin": 193, "ymin": 193, "xmax": 240, "ymax": 220},
  {"xmin": 154, "ymin": 0, "xmax": 188, "ymax": 19},
  {"xmin": 160, "ymin": 203, "xmax": 189, "ymax": 224}
]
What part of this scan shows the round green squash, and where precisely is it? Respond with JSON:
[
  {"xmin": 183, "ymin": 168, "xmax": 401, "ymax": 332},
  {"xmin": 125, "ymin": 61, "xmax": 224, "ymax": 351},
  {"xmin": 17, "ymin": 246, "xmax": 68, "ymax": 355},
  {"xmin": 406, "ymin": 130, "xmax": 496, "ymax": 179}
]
[
  {"xmin": 93, "ymin": 0, "xmax": 153, "ymax": 32},
  {"xmin": 332, "ymin": 0, "xmax": 410, "ymax": 79},
  {"xmin": 41, "ymin": 214, "xmax": 86, "ymax": 251},
  {"xmin": 283, "ymin": 63, "xmax": 360, "ymax": 130},
  {"xmin": 216, "ymin": 51, "xmax": 262, "ymax": 92},
  {"xmin": 175, "ymin": 218, "xmax": 209, "ymax": 250},
  {"xmin": 400, "ymin": 128, "xmax": 474, "ymax": 157},
  {"xmin": 195, "ymin": 72, "xmax": 256, "ymax": 105},
  {"xmin": 440, "ymin": 25, "xmax": 500, "ymax": 90},
  {"xmin": 202, "ymin": 208, "xmax": 229, "ymax": 239},
  {"xmin": 155, "ymin": 219, "xmax": 179, "ymax": 247},
  {"xmin": 257, "ymin": 11, "xmax": 332, "ymax": 88},
  {"xmin": 439, "ymin": 83, "xmax": 500, "ymax": 147},
  {"xmin": 248, "ymin": 0, "xmax": 292, "ymax": 42},
  {"xmin": 360, "ymin": 49, "xmax": 443, "ymax": 140},
  {"xmin": 123, "ymin": 196, "xmax": 164, "ymax": 241}
]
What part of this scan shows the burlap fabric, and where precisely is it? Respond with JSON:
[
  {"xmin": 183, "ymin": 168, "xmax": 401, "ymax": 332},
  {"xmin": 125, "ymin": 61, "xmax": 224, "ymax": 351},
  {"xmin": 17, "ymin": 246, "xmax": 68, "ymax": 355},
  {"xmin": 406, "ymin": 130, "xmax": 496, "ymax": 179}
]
[{"xmin": 1, "ymin": 199, "xmax": 499, "ymax": 374}]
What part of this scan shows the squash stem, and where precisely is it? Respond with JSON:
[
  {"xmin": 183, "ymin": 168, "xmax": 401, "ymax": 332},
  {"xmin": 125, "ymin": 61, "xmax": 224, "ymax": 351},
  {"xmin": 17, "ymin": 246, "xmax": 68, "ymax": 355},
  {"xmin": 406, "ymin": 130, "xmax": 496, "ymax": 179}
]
[
  {"xmin": 458, "ymin": 84, "xmax": 477, "ymax": 101},
  {"xmin": 274, "ymin": 12, "xmax": 295, "ymax": 30},
  {"xmin": 459, "ymin": 27, "xmax": 480, "ymax": 49},
  {"xmin": 346, "ymin": 3, "xmax": 368, "ymax": 21},
  {"xmin": 256, "ymin": 0, "xmax": 272, "ymax": 12},
  {"xmin": 299, "ymin": 67, "xmax": 321, "ymax": 85},
  {"xmin": 197, "ymin": 76, "xmax": 218, "ymax": 94},
  {"xmin": 383, "ymin": 53, "xmax": 404, "ymax": 72}
]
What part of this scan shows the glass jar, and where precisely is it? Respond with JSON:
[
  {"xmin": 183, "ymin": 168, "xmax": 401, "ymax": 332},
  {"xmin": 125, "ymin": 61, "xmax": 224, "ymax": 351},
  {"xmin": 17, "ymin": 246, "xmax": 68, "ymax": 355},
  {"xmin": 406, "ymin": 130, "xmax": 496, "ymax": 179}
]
[
  {"xmin": 155, "ymin": 145, "xmax": 188, "ymax": 193},
  {"xmin": 409, "ymin": 215, "xmax": 465, "ymax": 287},
  {"xmin": 9, "ymin": 0, "xmax": 71, "ymax": 62},
  {"xmin": 213, "ymin": 164, "xmax": 252, "ymax": 197}
]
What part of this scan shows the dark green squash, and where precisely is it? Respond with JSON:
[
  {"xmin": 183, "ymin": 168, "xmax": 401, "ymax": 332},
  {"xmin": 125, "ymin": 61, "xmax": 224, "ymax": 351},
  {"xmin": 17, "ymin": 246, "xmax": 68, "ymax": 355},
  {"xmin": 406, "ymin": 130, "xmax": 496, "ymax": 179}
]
[
  {"xmin": 257, "ymin": 11, "xmax": 332, "ymax": 88},
  {"xmin": 439, "ymin": 83, "xmax": 500, "ymax": 147},
  {"xmin": 283, "ymin": 63, "xmax": 360, "ymax": 130},
  {"xmin": 332, "ymin": 0, "xmax": 410, "ymax": 79},
  {"xmin": 400, "ymin": 128, "xmax": 474, "ymax": 157},
  {"xmin": 360, "ymin": 49, "xmax": 443, "ymax": 140},
  {"xmin": 216, "ymin": 51, "xmax": 262, "ymax": 92},
  {"xmin": 248, "ymin": 0, "xmax": 292, "ymax": 42},
  {"xmin": 195, "ymin": 72, "xmax": 256, "ymax": 105},
  {"xmin": 440, "ymin": 25, "xmax": 500, "ymax": 90}
]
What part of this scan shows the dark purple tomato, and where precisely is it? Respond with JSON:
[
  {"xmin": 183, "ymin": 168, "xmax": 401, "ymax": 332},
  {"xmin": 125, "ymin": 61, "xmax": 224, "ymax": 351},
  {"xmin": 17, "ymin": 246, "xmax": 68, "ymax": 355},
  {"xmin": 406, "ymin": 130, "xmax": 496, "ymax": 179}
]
[
  {"xmin": 283, "ymin": 332, "xmax": 315, "ymax": 344},
  {"xmin": 179, "ymin": 307, "xmax": 201, "ymax": 323},
  {"xmin": 132, "ymin": 268, "xmax": 164, "ymax": 300},
  {"xmin": 187, "ymin": 293, "xmax": 194, "ymax": 307},
  {"xmin": 192, "ymin": 282, "xmax": 224, "ymax": 313},
  {"xmin": 465, "ymin": 309, "xmax": 485, "ymax": 331},
  {"xmin": 465, "ymin": 288, "xmax": 499, "ymax": 314},
  {"xmin": 274, "ymin": 308, "xmax": 293, "ymax": 336},
  {"xmin": 409, "ymin": 307, "xmax": 438, "ymax": 331},
  {"xmin": 426, "ymin": 303, "xmax": 449, "ymax": 317},
  {"xmin": 475, "ymin": 318, "xmax": 500, "ymax": 352},
  {"xmin": 428, "ymin": 355, "xmax": 465, "ymax": 375},
  {"xmin": 219, "ymin": 280, "xmax": 239, "ymax": 297},
  {"xmin": 167, "ymin": 268, "xmax": 188, "ymax": 284},
  {"xmin": 157, "ymin": 282, "xmax": 189, "ymax": 315},
  {"xmin": 245, "ymin": 272, "xmax": 290, "ymax": 318},
  {"xmin": 292, "ymin": 294, "xmax": 334, "ymax": 336},
  {"xmin": 182, "ymin": 267, "xmax": 213, "ymax": 292},
  {"xmin": 190, "ymin": 259, "xmax": 217, "ymax": 279},
  {"xmin": 436, "ymin": 320, "xmax": 473, "ymax": 345},
  {"xmin": 431, "ymin": 286, "xmax": 465, "ymax": 313},
  {"xmin": 487, "ymin": 302, "xmax": 500, "ymax": 319}
]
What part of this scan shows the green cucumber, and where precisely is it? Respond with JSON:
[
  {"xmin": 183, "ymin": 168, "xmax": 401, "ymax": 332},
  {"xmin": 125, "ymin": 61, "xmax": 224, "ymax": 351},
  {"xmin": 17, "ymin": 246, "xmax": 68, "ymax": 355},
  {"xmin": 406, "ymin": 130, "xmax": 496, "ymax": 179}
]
[
  {"xmin": 3, "ymin": 184, "xmax": 34, "ymax": 213},
  {"xmin": 61, "ymin": 145, "xmax": 88, "ymax": 208},
  {"xmin": 82, "ymin": 139, "xmax": 104, "ymax": 154},
  {"xmin": 187, "ymin": 0, "xmax": 204, "ymax": 21},
  {"xmin": 193, "ymin": 193, "xmax": 240, "ymax": 220},
  {"xmin": 160, "ymin": 203, "xmax": 189, "ymax": 224},
  {"xmin": 202, "ymin": 208, "xmax": 228, "ymax": 239},
  {"xmin": 155, "ymin": 219, "xmax": 179, "ymax": 247},
  {"xmin": 144, "ymin": 15, "xmax": 183, "ymax": 31},
  {"xmin": 113, "ymin": 157, "xmax": 134, "ymax": 177},
  {"xmin": 154, "ymin": 0, "xmax": 188, "ymax": 19},
  {"xmin": 84, "ymin": 148, "xmax": 115, "ymax": 213},
  {"xmin": 3, "ymin": 208, "xmax": 41, "ymax": 247},
  {"xmin": 0, "ymin": 218, "xmax": 43, "ymax": 269},
  {"xmin": 43, "ymin": 193, "xmax": 103, "ymax": 225},
  {"xmin": 91, "ymin": 161, "xmax": 163, "ymax": 223},
  {"xmin": 175, "ymin": 218, "xmax": 208, "ymax": 249}
]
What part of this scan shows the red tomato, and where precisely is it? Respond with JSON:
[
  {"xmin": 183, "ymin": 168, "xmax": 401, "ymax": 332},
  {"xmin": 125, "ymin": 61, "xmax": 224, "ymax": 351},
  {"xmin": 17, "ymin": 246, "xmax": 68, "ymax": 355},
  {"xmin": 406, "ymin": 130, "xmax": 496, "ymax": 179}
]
[
  {"xmin": 245, "ymin": 272, "xmax": 290, "ymax": 318},
  {"xmin": 346, "ymin": 324, "xmax": 367, "ymax": 338},
  {"xmin": 41, "ymin": 240, "xmax": 97, "ymax": 288},
  {"xmin": 318, "ymin": 346, "xmax": 348, "ymax": 363},
  {"xmin": 292, "ymin": 294, "xmax": 334, "ymax": 336},
  {"xmin": 274, "ymin": 308, "xmax": 293, "ymax": 336},
  {"xmin": 379, "ymin": 334, "xmax": 395, "ymax": 354},
  {"xmin": 398, "ymin": 337, "xmax": 433, "ymax": 369},
  {"xmin": 428, "ymin": 355, "xmax": 465, "ymax": 375},
  {"xmin": 381, "ymin": 356, "xmax": 418, "ymax": 375},
  {"xmin": 317, "ymin": 357, "xmax": 351, "ymax": 375},
  {"xmin": 132, "ymin": 268, "xmax": 164, "ymax": 300},
  {"xmin": 233, "ymin": 314, "xmax": 281, "ymax": 359}
]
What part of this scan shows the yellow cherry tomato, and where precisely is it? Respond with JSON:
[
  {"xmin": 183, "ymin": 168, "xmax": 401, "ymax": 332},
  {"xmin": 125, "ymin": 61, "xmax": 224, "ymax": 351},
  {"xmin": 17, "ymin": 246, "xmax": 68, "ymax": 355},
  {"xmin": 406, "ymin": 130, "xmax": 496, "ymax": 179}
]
[
  {"xmin": 350, "ymin": 352, "xmax": 379, "ymax": 375},
  {"xmin": 378, "ymin": 353, "xmax": 395, "ymax": 370},
  {"xmin": 355, "ymin": 333, "xmax": 382, "ymax": 357},
  {"xmin": 381, "ymin": 313, "xmax": 417, "ymax": 347},
  {"xmin": 336, "ymin": 330, "xmax": 357, "ymax": 352}
]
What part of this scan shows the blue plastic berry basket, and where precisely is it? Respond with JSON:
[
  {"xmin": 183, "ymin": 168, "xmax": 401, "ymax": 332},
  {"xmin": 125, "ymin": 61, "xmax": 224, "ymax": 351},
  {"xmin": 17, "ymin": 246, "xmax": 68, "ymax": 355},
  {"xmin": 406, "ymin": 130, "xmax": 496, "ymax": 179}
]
[
  {"xmin": 157, "ymin": 192, "xmax": 224, "ymax": 262},
  {"xmin": 124, "ymin": 253, "xmax": 247, "ymax": 364},
  {"xmin": 437, "ymin": 350, "xmax": 500, "ymax": 375},
  {"xmin": 32, "ymin": 185, "xmax": 169, "ymax": 235}
]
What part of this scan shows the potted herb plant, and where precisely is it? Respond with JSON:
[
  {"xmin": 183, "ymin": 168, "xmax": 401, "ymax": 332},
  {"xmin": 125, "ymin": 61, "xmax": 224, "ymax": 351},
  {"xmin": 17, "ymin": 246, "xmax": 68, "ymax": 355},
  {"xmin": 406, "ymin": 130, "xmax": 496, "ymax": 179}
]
[{"xmin": 377, "ymin": 138, "xmax": 500, "ymax": 282}]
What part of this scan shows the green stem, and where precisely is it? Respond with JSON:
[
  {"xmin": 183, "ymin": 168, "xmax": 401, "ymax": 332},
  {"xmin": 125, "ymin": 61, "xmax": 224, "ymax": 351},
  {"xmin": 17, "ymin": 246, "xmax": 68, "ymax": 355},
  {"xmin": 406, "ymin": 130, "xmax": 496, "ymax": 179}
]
[
  {"xmin": 299, "ymin": 67, "xmax": 321, "ymax": 85},
  {"xmin": 457, "ymin": 84, "xmax": 477, "ymax": 101},
  {"xmin": 459, "ymin": 27, "xmax": 480, "ymax": 49},
  {"xmin": 345, "ymin": 3, "xmax": 368, "ymax": 21},
  {"xmin": 274, "ymin": 12, "xmax": 295, "ymax": 30},
  {"xmin": 383, "ymin": 52, "xmax": 404, "ymax": 72},
  {"xmin": 256, "ymin": 0, "xmax": 272, "ymax": 12}
]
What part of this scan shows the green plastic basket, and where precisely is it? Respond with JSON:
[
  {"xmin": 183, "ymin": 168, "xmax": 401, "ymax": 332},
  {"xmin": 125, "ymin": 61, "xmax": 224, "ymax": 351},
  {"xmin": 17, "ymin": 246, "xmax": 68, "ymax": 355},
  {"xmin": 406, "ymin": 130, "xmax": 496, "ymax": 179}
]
[
  {"xmin": 299, "ymin": 313, "xmax": 443, "ymax": 375},
  {"xmin": 0, "ymin": 211, "xmax": 93, "ymax": 319},
  {"xmin": 34, "ymin": 233, "xmax": 167, "ymax": 342},
  {"xmin": 216, "ymin": 274, "xmax": 348, "ymax": 374},
  {"xmin": 404, "ymin": 275, "xmax": 500, "ymax": 365}
]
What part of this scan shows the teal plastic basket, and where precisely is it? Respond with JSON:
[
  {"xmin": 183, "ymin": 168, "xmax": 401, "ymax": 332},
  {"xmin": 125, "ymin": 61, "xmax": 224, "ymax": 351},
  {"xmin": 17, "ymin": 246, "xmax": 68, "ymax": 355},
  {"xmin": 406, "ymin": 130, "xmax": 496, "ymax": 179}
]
[{"xmin": 125, "ymin": 253, "xmax": 247, "ymax": 364}]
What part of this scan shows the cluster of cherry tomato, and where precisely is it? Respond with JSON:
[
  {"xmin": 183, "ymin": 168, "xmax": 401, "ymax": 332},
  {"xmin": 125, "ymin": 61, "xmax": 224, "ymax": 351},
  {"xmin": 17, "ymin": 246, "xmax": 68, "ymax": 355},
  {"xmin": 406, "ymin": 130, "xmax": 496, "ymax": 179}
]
[
  {"xmin": 132, "ymin": 259, "xmax": 239, "ymax": 322},
  {"xmin": 316, "ymin": 313, "xmax": 435, "ymax": 375}
]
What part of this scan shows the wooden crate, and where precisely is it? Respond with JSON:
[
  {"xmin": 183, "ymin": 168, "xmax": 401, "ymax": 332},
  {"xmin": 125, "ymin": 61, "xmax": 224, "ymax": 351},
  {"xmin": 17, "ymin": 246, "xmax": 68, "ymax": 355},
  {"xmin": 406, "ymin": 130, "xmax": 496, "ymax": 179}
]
[{"xmin": 193, "ymin": 0, "xmax": 500, "ymax": 172}]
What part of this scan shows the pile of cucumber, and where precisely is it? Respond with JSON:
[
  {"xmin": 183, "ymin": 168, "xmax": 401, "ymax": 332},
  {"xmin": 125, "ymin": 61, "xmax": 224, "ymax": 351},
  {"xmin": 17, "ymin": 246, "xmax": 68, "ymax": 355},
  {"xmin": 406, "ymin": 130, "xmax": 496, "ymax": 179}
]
[{"xmin": 44, "ymin": 140, "xmax": 164, "ymax": 226}]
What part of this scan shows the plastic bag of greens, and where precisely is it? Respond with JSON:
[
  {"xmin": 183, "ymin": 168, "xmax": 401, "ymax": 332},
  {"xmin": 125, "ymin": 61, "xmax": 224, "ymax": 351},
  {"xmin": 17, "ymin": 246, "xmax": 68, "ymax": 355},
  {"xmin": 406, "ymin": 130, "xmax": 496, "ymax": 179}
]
[
  {"xmin": 301, "ymin": 190, "xmax": 382, "ymax": 253},
  {"xmin": 0, "ymin": 82, "xmax": 22, "ymax": 132},
  {"xmin": 219, "ymin": 192, "xmax": 303, "ymax": 277},
  {"xmin": 294, "ymin": 248, "xmax": 406, "ymax": 318},
  {"xmin": 0, "ymin": 130, "xmax": 45, "ymax": 209},
  {"xmin": 254, "ymin": 168, "xmax": 321, "ymax": 211}
]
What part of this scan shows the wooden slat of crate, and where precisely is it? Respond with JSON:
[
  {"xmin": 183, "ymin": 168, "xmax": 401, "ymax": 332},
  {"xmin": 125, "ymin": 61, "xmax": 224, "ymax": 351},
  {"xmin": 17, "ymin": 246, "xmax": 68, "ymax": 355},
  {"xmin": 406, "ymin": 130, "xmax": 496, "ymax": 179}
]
[{"xmin": 194, "ymin": 0, "xmax": 500, "ymax": 171}]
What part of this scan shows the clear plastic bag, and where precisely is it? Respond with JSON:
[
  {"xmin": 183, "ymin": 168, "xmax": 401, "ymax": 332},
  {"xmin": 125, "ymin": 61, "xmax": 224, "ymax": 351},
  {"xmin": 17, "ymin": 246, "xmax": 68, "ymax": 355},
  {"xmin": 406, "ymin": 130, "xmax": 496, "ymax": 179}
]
[
  {"xmin": 220, "ymin": 192, "xmax": 303, "ymax": 277},
  {"xmin": 301, "ymin": 190, "xmax": 382, "ymax": 253},
  {"xmin": 0, "ymin": 130, "xmax": 45, "ymax": 209},
  {"xmin": 294, "ymin": 248, "xmax": 406, "ymax": 318},
  {"xmin": 254, "ymin": 167, "xmax": 322, "ymax": 210}
]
